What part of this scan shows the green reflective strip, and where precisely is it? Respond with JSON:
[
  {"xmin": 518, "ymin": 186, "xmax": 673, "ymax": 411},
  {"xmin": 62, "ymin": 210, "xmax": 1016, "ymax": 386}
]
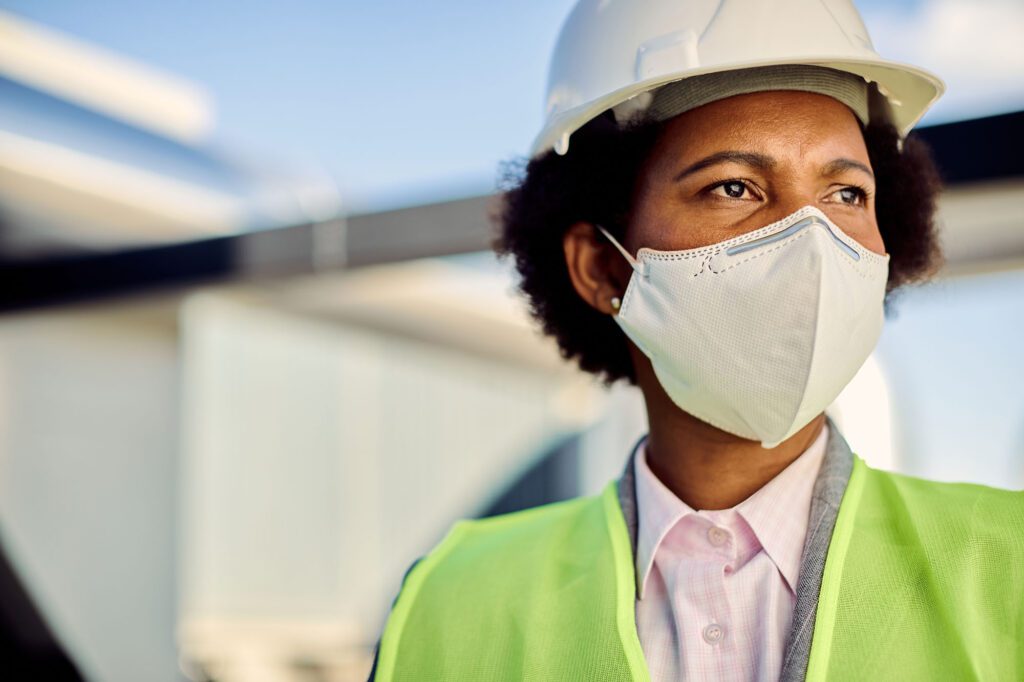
[
  {"xmin": 375, "ymin": 521, "xmax": 470, "ymax": 682},
  {"xmin": 804, "ymin": 456, "xmax": 866, "ymax": 682},
  {"xmin": 601, "ymin": 482, "xmax": 652, "ymax": 682}
]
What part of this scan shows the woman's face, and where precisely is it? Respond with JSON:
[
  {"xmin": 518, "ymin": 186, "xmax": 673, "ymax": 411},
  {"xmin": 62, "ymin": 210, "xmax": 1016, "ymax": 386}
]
[{"xmin": 624, "ymin": 90, "xmax": 883, "ymax": 256}]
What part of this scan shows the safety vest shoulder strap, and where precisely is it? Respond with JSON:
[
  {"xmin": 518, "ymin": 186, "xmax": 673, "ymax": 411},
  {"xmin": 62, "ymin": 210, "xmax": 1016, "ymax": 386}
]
[
  {"xmin": 374, "ymin": 484, "xmax": 649, "ymax": 681},
  {"xmin": 807, "ymin": 457, "xmax": 1024, "ymax": 681}
]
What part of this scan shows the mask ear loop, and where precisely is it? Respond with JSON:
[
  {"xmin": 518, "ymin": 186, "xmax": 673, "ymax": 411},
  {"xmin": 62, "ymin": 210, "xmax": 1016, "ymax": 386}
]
[{"xmin": 595, "ymin": 224, "xmax": 646, "ymax": 276}]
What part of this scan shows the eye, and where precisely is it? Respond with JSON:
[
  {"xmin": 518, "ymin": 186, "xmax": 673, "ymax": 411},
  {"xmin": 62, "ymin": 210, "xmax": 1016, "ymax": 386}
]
[
  {"xmin": 710, "ymin": 180, "xmax": 755, "ymax": 200},
  {"xmin": 828, "ymin": 186, "xmax": 868, "ymax": 207}
]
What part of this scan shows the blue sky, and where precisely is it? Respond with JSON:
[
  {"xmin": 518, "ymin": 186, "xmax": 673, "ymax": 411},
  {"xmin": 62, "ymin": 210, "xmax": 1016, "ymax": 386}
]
[{"xmin": 5, "ymin": 0, "xmax": 1023, "ymax": 212}]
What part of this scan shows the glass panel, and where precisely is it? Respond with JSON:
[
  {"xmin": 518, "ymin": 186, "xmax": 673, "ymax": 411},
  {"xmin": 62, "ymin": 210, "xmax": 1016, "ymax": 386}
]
[{"xmin": 877, "ymin": 269, "xmax": 1024, "ymax": 488}]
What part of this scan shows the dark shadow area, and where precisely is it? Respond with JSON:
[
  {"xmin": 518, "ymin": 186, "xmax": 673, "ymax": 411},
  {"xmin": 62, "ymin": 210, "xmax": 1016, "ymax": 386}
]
[
  {"xmin": 0, "ymin": 531, "xmax": 85, "ymax": 681},
  {"xmin": 479, "ymin": 435, "xmax": 582, "ymax": 518}
]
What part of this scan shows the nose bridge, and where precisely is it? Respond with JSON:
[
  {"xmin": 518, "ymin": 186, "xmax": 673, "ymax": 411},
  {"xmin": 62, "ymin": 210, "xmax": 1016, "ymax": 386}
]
[
  {"xmin": 748, "ymin": 162, "xmax": 818, "ymax": 225},
  {"xmin": 754, "ymin": 204, "xmax": 815, "ymax": 235},
  {"xmin": 770, "ymin": 178, "xmax": 819, "ymax": 224}
]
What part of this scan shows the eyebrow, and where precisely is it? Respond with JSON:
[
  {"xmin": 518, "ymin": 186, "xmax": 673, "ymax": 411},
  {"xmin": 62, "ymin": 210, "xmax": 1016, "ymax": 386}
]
[
  {"xmin": 673, "ymin": 151, "xmax": 775, "ymax": 182},
  {"xmin": 673, "ymin": 151, "xmax": 876, "ymax": 183},
  {"xmin": 820, "ymin": 158, "xmax": 875, "ymax": 180}
]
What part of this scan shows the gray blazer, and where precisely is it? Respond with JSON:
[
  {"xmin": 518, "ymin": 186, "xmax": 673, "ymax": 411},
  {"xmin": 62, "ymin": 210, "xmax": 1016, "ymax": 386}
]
[{"xmin": 616, "ymin": 418, "xmax": 855, "ymax": 681}]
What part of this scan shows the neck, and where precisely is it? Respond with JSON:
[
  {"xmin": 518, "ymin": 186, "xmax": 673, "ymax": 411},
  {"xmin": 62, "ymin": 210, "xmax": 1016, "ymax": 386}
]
[{"xmin": 642, "ymin": 389, "xmax": 825, "ymax": 510}]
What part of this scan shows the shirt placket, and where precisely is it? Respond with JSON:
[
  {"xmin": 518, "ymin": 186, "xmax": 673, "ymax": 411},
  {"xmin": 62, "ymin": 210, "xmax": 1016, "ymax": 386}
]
[{"xmin": 668, "ymin": 514, "xmax": 740, "ymax": 680}]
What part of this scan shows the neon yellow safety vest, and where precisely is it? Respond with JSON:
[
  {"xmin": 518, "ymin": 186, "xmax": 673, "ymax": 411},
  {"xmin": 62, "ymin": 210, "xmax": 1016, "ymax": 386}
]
[{"xmin": 376, "ymin": 457, "xmax": 1024, "ymax": 681}]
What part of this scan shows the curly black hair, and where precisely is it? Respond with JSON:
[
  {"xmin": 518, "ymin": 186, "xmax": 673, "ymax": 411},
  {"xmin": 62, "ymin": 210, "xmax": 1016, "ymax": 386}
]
[{"xmin": 495, "ymin": 113, "xmax": 943, "ymax": 385}]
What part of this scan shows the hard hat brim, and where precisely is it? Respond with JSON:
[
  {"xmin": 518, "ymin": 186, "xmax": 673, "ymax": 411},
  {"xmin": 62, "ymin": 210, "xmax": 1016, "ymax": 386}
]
[{"xmin": 531, "ymin": 57, "xmax": 944, "ymax": 157}]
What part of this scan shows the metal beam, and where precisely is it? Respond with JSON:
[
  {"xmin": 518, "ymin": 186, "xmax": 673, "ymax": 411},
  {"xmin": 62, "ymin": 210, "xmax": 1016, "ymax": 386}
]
[{"xmin": 2, "ymin": 111, "xmax": 1022, "ymax": 311}]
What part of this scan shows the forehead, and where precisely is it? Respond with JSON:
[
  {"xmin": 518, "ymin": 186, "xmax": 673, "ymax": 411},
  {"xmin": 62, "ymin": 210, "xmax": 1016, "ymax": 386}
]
[{"xmin": 650, "ymin": 90, "xmax": 868, "ymax": 165}]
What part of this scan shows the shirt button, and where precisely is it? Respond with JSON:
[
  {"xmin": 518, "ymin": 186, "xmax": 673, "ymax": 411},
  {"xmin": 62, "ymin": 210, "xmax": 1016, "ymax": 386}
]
[
  {"xmin": 707, "ymin": 526, "xmax": 729, "ymax": 547},
  {"xmin": 703, "ymin": 623, "xmax": 724, "ymax": 644}
]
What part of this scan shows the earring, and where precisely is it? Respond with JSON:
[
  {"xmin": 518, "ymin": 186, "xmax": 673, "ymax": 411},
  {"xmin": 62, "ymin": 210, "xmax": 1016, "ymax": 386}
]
[{"xmin": 610, "ymin": 296, "xmax": 621, "ymax": 311}]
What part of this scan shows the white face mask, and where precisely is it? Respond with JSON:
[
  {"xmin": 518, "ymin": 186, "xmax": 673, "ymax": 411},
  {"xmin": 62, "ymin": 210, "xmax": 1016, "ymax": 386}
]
[{"xmin": 599, "ymin": 206, "xmax": 889, "ymax": 448}]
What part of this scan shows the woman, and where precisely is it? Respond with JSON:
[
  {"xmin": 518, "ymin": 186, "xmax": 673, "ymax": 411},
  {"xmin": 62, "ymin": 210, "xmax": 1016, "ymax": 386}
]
[{"xmin": 372, "ymin": 1, "xmax": 1024, "ymax": 680}]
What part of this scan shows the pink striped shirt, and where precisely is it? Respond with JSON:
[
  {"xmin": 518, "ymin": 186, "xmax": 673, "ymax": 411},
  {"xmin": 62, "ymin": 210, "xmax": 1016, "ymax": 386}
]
[{"xmin": 634, "ymin": 424, "xmax": 828, "ymax": 681}]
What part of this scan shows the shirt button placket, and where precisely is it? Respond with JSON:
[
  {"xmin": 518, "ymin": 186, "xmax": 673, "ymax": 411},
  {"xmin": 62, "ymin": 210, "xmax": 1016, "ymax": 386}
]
[
  {"xmin": 703, "ymin": 622, "xmax": 724, "ymax": 645},
  {"xmin": 707, "ymin": 526, "xmax": 729, "ymax": 547}
]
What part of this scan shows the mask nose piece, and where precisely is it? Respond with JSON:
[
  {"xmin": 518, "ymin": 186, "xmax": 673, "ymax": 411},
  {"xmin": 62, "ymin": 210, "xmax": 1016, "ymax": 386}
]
[{"xmin": 724, "ymin": 215, "xmax": 862, "ymax": 262}]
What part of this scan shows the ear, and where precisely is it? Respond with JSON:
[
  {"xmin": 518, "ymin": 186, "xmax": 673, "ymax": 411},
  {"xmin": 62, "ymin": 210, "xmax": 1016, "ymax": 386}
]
[{"xmin": 563, "ymin": 222, "xmax": 632, "ymax": 315}]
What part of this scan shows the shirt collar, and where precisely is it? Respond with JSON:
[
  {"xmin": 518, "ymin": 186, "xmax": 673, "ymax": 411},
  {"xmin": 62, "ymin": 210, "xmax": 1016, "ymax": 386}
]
[
  {"xmin": 633, "ymin": 423, "xmax": 829, "ymax": 598},
  {"xmin": 633, "ymin": 443, "xmax": 693, "ymax": 598},
  {"xmin": 735, "ymin": 424, "xmax": 828, "ymax": 593}
]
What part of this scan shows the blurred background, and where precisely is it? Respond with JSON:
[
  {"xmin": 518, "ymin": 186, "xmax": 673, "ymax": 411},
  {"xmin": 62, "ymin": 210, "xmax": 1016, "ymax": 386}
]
[{"xmin": 0, "ymin": 1, "xmax": 1021, "ymax": 680}]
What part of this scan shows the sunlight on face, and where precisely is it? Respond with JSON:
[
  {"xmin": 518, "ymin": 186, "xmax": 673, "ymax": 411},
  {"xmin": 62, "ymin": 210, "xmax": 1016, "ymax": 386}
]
[{"xmin": 628, "ymin": 90, "xmax": 884, "ymax": 256}]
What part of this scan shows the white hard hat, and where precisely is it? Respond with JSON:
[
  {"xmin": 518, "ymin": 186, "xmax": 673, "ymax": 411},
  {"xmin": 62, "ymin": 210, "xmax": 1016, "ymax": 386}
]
[{"xmin": 534, "ymin": 0, "xmax": 944, "ymax": 156}]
